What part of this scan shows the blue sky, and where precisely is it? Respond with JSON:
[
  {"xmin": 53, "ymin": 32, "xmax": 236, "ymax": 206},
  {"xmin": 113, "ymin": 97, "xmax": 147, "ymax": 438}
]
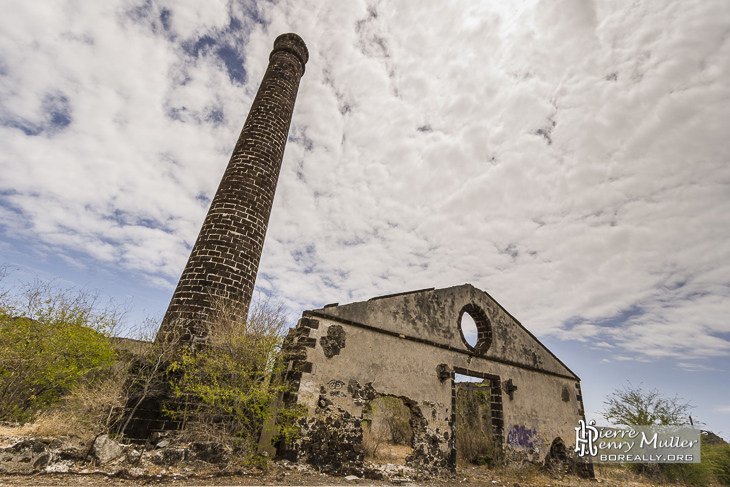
[{"xmin": 1, "ymin": 0, "xmax": 729, "ymax": 439}]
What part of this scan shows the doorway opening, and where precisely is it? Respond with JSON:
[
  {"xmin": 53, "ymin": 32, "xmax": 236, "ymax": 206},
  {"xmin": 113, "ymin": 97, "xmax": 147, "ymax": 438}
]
[
  {"xmin": 452, "ymin": 368, "xmax": 503, "ymax": 466},
  {"xmin": 362, "ymin": 394, "xmax": 414, "ymax": 465}
]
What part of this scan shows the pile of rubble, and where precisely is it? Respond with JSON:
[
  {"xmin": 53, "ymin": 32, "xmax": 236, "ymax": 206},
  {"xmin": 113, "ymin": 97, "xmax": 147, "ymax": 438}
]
[
  {"xmin": 0, "ymin": 432, "xmax": 233, "ymax": 477},
  {"xmin": 362, "ymin": 461, "xmax": 422, "ymax": 483},
  {"xmin": 0, "ymin": 431, "xmax": 437, "ymax": 484}
]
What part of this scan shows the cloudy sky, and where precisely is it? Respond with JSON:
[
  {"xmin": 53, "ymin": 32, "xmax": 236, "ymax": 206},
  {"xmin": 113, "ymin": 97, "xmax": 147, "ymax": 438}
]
[{"xmin": 1, "ymin": 0, "xmax": 729, "ymax": 438}]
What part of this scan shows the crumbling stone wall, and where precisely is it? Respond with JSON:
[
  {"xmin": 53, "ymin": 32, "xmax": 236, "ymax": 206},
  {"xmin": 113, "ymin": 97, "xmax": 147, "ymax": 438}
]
[{"xmin": 272, "ymin": 284, "xmax": 589, "ymax": 474}]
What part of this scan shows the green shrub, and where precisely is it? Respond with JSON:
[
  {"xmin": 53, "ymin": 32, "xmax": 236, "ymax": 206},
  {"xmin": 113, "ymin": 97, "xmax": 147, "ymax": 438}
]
[
  {"xmin": 167, "ymin": 295, "xmax": 304, "ymax": 457},
  {"xmin": 629, "ymin": 435, "xmax": 730, "ymax": 486},
  {"xmin": 705, "ymin": 441, "xmax": 730, "ymax": 485},
  {"xmin": 455, "ymin": 382, "xmax": 496, "ymax": 466},
  {"xmin": 0, "ymin": 280, "xmax": 120, "ymax": 422}
]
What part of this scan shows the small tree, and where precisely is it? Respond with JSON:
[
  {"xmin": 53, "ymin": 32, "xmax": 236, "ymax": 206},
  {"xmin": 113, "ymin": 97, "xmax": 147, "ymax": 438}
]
[
  {"xmin": 601, "ymin": 382, "xmax": 694, "ymax": 426},
  {"xmin": 601, "ymin": 383, "xmax": 710, "ymax": 485}
]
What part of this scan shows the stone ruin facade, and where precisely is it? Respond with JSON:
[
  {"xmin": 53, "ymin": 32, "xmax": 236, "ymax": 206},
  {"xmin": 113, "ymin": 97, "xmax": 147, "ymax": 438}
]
[{"xmin": 269, "ymin": 284, "xmax": 591, "ymax": 475}]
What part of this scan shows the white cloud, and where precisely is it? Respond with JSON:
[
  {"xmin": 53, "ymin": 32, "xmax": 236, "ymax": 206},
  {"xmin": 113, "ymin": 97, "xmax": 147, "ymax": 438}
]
[
  {"xmin": 678, "ymin": 363, "xmax": 723, "ymax": 373},
  {"xmin": 1, "ymin": 0, "xmax": 729, "ymax": 362}
]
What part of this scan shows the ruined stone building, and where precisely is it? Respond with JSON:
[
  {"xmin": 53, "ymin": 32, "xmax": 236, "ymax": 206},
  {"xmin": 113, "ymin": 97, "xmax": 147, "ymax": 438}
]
[
  {"xmin": 155, "ymin": 33, "xmax": 589, "ymax": 473},
  {"xmin": 273, "ymin": 285, "xmax": 587, "ymax": 472}
]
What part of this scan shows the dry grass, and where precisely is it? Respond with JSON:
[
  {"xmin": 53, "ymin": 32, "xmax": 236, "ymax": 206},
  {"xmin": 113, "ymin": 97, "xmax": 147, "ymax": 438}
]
[
  {"xmin": 592, "ymin": 464, "xmax": 672, "ymax": 487},
  {"xmin": 362, "ymin": 429, "xmax": 412, "ymax": 464},
  {"xmin": 31, "ymin": 372, "xmax": 128, "ymax": 441},
  {"xmin": 361, "ymin": 420, "xmax": 381, "ymax": 460},
  {"xmin": 33, "ymin": 409, "xmax": 92, "ymax": 439},
  {"xmin": 460, "ymin": 462, "xmax": 663, "ymax": 487},
  {"xmin": 374, "ymin": 442, "xmax": 412, "ymax": 464},
  {"xmin": 0, "ymin": 424, "xmax": 38, "ymax": 446},
  {"xmin": 361, "ymin": 396, "xmax": 414, "ymax": 465}
]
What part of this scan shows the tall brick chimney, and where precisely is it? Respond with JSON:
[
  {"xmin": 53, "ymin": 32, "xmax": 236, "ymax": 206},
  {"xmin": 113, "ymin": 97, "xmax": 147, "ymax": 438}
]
[{"xmin": 158, "ymin": 33, "xmax": 308, "ymax": 343}]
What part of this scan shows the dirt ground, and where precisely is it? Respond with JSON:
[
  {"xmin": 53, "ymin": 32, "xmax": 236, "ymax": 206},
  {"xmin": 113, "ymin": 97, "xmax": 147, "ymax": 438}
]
[
  {"xmin": 0, "ymin": 426, "xmax": 661, "ymax": 487},
  {"xmin": 0, "ymin": 463, "xmax": 662, "ymax": 487}
]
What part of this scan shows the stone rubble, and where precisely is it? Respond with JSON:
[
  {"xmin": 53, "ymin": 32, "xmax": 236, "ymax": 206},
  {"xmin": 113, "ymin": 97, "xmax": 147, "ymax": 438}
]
[
  {"xmin": 0, "ymin": 433, "xmax": 232, "ymax": 477},
  {"xmin": 0, "ymin": 433, "xmax": 435, "ymax": 484}
]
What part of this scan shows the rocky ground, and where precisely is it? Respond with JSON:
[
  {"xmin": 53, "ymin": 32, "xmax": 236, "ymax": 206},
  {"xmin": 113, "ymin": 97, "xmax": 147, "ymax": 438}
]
[{"xmin": 0, "ymin": 426, "xmax": 658, "ymax": 486}]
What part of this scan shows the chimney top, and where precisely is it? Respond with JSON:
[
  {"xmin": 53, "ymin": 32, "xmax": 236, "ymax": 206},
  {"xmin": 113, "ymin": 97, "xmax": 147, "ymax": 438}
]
[{"xmin": 272, "ymin": 33, "xmax": 309, "ymax": 71}]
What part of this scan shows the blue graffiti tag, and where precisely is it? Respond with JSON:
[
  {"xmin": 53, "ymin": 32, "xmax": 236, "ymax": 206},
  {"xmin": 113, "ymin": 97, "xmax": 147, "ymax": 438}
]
[{"xmin": 506, "ymin": 424, "xmax": 540, "ymax": 448}]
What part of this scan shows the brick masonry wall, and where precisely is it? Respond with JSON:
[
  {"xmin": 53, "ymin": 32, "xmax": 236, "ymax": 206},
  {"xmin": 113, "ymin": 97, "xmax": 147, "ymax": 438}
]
[{"xmin": 158, "ymin": 33, "xmax": 308, "ymax": 343}]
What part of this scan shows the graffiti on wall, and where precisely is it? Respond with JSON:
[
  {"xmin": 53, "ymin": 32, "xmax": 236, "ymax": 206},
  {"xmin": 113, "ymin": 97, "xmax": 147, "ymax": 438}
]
[
  {"xmin": 506, "ymin": 424, "xmax": 541, "ymax": 450},
  {"xmin": 327, "ymin": 379, "xmax": 346, "ymax": 397}
]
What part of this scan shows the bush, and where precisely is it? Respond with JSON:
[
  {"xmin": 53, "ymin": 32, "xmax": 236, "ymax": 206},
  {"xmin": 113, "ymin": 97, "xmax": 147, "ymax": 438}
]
[
  {"xmin": 167, "ymin": 294, "xmax": 304, "ymax": 457},
  {"xmin": 705, "ymin": 441, "xmax": 730, "ymax": 485},
  {"xmin": 0, "ymin": 266, "xmax": 306, "ymax": 454},
  {"xmin": 34, "ymin": 375, "xmax": 127, "ymax": 438},
  {"xmin": 640, "ymin": 438, "xmax": 730, "ymax": 486},
  {"xmin": 0, "ymin": 277, "xmax": 122, "ymax": 423}
]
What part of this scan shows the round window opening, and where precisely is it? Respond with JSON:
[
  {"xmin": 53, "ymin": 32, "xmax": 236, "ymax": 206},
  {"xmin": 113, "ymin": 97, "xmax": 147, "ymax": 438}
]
[
  {"xmin": 458, "ymin": 304, "xmax": 492, "ymax": 355},
  {"xmin": 460, "ymin": 313, "xmax": 478, "ymax": 348}
]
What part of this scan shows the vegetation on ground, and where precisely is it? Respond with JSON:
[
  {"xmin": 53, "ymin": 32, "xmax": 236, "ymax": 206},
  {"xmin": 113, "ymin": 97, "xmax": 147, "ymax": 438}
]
[
  {"xmin": 1, "ymin": 263, "xmax": 728, "ymax": 484},
  {"xmin": 362, "ymin": 395, "xmax": 413, "ymax": 462},
  {"xmin": 0, "ymin": 264, "xmax": 302, "ymax": 465},
  {"xmin": 0, "ymin": 268, "xmax": 123, "ymax": 424},
  {"xmin": 601, "ymin": 382, "xmax": 729, "ymax": 485},
  {"xmin": 166, "ymin": 294, "xmax": 305, "ymax": 458}
]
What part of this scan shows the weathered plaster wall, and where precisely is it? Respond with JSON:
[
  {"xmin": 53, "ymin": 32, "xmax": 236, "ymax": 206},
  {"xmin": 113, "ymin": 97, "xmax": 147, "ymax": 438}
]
[
  {"xmin": 277, "ymin": 284, "xmax": 586, "ymax": 473},
  {"xmin": 293, "ymin": 319, "xmax": 455, "ymax": 471},
  {"xmin": 320, "ymin": 284, "xmax": 575, "ymax": 377}
]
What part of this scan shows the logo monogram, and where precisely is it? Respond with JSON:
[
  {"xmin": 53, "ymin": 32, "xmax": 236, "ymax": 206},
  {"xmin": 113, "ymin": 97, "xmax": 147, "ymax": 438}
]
[{"xmin": 574, "ymin": 419, "xmax": 599, "ymax": 457}]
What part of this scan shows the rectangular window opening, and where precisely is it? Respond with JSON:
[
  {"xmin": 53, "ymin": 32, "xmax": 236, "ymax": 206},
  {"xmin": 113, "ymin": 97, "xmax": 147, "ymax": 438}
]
[{"xmin": 454, "ymin": 372, "xmax": 490, "ymax": 384}]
